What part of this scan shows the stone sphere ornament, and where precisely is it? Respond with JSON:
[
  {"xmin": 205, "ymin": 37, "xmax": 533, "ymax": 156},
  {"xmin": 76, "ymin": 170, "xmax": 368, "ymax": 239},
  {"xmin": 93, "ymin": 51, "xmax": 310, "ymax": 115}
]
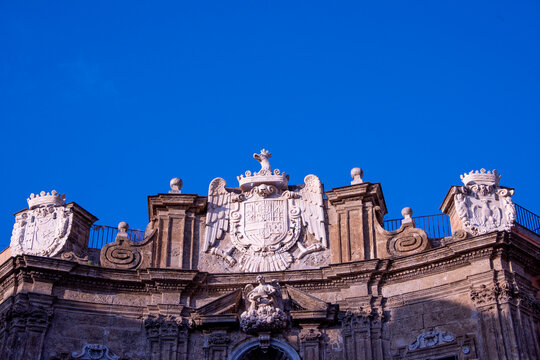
[
  {"xmin": 169, "ymin": 177, "xmax": 183, "ymax": 193},
  {"xmin": 350, "ymin": 167, "xmax": 364, "ymax": 185},
  {"xmin": 118, "ymin": 222, "xmax": 129, "ymax": 232}
]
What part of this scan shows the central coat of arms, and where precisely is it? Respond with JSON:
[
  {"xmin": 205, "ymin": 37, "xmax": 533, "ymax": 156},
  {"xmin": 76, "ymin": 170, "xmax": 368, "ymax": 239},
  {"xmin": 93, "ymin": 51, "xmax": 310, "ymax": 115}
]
[{"xmin": 204, "ymin": 149, "xmax": 327, "ymax": 272}]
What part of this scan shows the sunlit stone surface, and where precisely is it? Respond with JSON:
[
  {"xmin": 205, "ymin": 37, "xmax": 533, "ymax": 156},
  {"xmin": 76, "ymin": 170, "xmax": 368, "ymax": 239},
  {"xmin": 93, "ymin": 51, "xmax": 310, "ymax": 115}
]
[{"xmin": 0, "ymin": 154, "xmax": 538, "ymax": 360}]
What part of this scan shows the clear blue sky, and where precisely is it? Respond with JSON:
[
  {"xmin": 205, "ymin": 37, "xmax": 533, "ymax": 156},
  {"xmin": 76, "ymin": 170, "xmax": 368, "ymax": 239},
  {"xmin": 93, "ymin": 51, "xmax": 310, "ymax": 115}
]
[{"xmin": 1, "ymin": 1, "xmax": 539, "ymax": 250}]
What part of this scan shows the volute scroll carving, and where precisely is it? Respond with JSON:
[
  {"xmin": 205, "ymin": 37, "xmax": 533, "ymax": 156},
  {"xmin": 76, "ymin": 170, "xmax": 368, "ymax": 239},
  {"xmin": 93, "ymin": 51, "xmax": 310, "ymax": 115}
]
[
  {"xmin": 100, "ymin": 222, "xmax": 141, "ymax": 269},
  {"xmin": 375, "ymin": 207, "xmax": 430, "ymax": 258}
]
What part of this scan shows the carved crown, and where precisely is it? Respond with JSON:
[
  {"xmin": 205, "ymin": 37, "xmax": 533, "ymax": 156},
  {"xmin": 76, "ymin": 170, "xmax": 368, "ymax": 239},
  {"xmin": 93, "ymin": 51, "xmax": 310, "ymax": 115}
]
[
  {"xmin": 27, "ymin": 190, "xmax": 66, "ymax": 209},
  {"xmin": 237, "ymin": 149, "xmax": 289, "ymax": 191},
  {"xmin": 460, "ymin": 169, "xmax": 500, "ymax": 186}
]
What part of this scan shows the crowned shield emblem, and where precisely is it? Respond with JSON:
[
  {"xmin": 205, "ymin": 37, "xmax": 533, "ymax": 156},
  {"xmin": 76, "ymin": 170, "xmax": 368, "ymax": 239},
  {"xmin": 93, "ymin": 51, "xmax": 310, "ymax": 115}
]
[
  {"xmin": 243, "ymin": 199, "xmax": 288, "ymax": 247},
  {"xmin": 10, "ymin": 191, "xmax": 73, "ymax": 257},
  {"xmin": 204, "ymin": 150, "xmax": 327, "ymax": 272}
]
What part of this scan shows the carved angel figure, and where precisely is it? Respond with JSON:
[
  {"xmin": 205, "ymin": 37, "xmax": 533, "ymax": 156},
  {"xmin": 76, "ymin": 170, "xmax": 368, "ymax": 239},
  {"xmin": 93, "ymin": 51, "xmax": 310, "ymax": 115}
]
[
  {"xmin": 205, "ymin": 150, "xmax": 327, "ymax": 272},
  {"xmin": 244, "ymin": 275, "xmax": 283, "ymax": 312}
]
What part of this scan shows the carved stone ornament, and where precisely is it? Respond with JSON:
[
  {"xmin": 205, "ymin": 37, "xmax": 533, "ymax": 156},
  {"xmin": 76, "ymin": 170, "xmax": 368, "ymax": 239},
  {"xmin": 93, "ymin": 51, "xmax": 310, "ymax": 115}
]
[
  {"xmin": 100, "ymin": 222, "xmax": 142, "ymax": 269},
  {"xmin": 240, "ymin": 276, "xmax": 288, "ymax": 333},
  {"xmin": 408, "ymin": 329, "xmax": 455, "ymax": 351},
  {"xmin": 374, "ymin": 207, "xmax": 430, "ymax": 258},
  {"xmin": 205, "ymin": 149, "xmax": 327, "ymax": 272},
  {"xmin": 455, "ymin": 169, "xmax": 516, "ymax": 235},
  {"xmin": 72, "ymin": 344, "xmax": 119, "ymax": 360},
  {"xmin": 10, "ymin": 190, "xmax": 73, "ymax": 257},
  {"xmin": 144, "ymin": 314, "xmax": 191, "ymax": 339}
]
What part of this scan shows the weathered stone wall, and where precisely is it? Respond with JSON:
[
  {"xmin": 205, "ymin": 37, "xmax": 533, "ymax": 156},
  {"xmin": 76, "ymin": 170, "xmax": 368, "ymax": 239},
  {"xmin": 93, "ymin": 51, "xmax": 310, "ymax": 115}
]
[{"xmin": 0, "ymin": 230, "xmax": 537, "ymax": 360}]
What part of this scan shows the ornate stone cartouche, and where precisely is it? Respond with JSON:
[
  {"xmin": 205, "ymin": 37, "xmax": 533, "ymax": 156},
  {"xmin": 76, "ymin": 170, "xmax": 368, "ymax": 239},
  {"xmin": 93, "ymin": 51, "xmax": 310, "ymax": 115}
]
[
  {"xmin": 205, "ymin": 149, "xmax": 327, "ymax": 272},
  {"xmin": 454, "ymin": 169, "xmax": 515, "ymax": 235},
  {"xmin": 11, "ymin": 190, "xmax": 73, "ymax": 257}
]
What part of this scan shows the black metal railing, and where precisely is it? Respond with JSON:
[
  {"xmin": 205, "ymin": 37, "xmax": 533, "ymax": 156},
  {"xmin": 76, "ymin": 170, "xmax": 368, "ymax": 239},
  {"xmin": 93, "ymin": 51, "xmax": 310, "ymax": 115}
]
[
  {"xmin": 515, "ymin": 204, "xmax": 540, "ymax": 235},
  {"xmin": 87, "ymin": 204, "xmax": 538, "ymax": 249},
  {"xmin": 88, "ymin": 225, "xmax": 145, "ymax": 249},
  {"xmin": 383, "ymin": 213, "xmax": 452, "ymax": 239}
]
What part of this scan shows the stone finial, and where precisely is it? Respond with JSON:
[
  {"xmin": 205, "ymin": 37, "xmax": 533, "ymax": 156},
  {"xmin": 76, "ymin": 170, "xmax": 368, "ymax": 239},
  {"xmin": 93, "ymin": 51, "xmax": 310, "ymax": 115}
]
[
  {"xmin": 169, "ymin": 177, "xmax": 183, "ymax": 193},
  {"xmin": 401, "ymin": 207, "xmax": 414, "ymax": 225},
  {"xmin": 350, "ymin": 167, "xmax": 363, "ymax": 185},
  {"xmin": 118, "ymin": 221, "xmax": 129, "ymax": 232}
]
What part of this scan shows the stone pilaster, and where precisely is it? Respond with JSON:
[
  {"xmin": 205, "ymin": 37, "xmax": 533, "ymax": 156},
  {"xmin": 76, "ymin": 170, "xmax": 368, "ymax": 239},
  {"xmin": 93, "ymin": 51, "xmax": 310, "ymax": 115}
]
[
  {"xmin": 299, "ymin": 326, "xmax": 323, "ymax": 360},
  {"xmin": 326, "ymin": 182, "xmax": 387, "ymax": 263},
  {"xmin": 0, "ymin": 293, "xmax": 53, "ymax": 360},
  {"xmin": 144, "ymin": 314, "xmax": 190, "ymax": 360},
  {"xmin": 203, "ymin": 331, "xmax": 231, "ymax": 360},
  {"xmin": 468, "ymin": 272, "xmax": 540, "ymax": 360},
  {"xmin": 147, "ymin": 193, "xmax": 206, "ymax": 269}
]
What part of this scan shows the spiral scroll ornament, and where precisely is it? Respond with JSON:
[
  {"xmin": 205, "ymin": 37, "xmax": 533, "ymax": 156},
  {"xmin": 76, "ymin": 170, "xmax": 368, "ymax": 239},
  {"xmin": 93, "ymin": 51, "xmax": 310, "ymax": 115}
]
[
  {"xmin": 387, "ymin": 228, "xmax": 430, "ymax": 257},
  {"xmin": 100, "ymin": 222, "xmax": 142, "ymax": 270}
]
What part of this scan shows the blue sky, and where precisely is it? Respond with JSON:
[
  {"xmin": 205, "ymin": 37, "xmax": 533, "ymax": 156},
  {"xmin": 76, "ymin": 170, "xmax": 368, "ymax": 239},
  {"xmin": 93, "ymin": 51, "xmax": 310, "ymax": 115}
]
[{"xmin": 1, "ymin": 1, "xmax": 539, "ymax": 250}]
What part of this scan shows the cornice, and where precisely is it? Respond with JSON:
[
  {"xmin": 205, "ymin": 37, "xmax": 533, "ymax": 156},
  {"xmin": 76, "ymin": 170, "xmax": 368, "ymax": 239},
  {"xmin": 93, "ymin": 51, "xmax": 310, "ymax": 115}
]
[{"xmin": 0, "ymin": 231, "xmax": 536, "ymax": 306}]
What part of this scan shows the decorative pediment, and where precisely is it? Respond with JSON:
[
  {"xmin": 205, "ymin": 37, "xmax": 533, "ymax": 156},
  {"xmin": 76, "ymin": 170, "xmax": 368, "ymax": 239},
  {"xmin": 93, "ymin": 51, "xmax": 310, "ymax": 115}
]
[
  {"xmin": 191, "ymin": 289, "xmax": 243, "ymax": 328},
  {"xmin": 286, "ymin": 285, "xmax": 338, "ymax": 324}
]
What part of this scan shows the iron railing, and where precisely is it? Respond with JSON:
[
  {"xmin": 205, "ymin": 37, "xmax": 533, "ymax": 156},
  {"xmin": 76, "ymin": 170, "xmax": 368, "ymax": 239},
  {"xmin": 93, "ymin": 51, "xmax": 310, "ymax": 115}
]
[
  {"xmin": 87, "ymin": 204, "xmax": 539, "ymax": 249},
  {"xmin": 88, "ymin": 225, "xmax": 145, "ymax": 249},
  {"xmin": 383, "ymin": 213, "xmax": 452, "ymax": 239},
  {"xmin": 515, "ymin": 204, "xmax": 540, "ymax": 235}
]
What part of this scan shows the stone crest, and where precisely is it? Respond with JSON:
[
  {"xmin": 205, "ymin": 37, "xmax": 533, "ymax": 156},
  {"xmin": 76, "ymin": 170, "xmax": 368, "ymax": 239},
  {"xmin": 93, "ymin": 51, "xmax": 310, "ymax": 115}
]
[
  {"xmin": 10, "ymin": 190, "xmax": 73, "ymax": 257},
  {"xmin": 240, "ymin": 276, "xmax": 287, "ymax": 333},
  {"xmin": 408, "ymin": 329, "xmax": 455, "ymax": 351},
  {"xmin": 205, "ymin": 150, "xmax": 327, "ymax": 272},
  {"xmin": 72, "ymin": 344, "xmax": 119, "ymax": 360},
  {"xmin": 454, "ymin": 169, "xmax": 516, "ymax": 235}
]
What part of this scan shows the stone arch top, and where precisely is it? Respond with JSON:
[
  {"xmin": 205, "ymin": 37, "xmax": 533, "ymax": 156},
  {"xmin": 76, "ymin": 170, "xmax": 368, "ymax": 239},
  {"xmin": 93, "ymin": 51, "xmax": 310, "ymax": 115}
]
[{"xmin": 230, "ymin": 338, "xmax": 300, "ymax": 360}]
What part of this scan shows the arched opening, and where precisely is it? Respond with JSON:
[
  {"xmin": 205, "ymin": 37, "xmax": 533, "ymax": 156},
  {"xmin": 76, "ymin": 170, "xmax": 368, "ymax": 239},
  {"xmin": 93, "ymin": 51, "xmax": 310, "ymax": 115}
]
[{"xmin": 230, "ymin": 338, "xmax": 300, "ymax": 360}]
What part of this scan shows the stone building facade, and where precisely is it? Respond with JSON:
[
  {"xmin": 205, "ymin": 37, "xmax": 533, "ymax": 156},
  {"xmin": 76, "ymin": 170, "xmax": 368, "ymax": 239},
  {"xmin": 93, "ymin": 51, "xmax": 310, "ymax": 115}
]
[{"xmin": 0, "ymin": 150, "xmax": 539, "ymax": 360}]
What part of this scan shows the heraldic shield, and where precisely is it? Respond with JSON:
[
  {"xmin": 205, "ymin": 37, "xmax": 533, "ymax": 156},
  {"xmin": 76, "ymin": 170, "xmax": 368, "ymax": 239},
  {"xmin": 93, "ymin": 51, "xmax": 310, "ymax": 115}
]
[
  {"xmin": 243, "ymin": 199, "xmax": 288, "ymax": 247},
  {"xmin": 204, "ymin": 149, "xmax": 327, "ymax": 272}
]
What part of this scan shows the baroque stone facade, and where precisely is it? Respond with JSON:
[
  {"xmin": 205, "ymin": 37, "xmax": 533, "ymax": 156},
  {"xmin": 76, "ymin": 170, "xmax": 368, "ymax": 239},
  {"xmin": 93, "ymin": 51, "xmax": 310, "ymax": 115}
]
[{"xmin": 0, "ymin": 151, "xmax": 539, "ymax": 360}]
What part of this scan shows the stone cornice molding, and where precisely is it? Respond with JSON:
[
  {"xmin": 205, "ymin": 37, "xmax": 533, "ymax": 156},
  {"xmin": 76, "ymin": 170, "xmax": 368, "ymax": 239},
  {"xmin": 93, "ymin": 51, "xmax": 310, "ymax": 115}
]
[
  {"xmin": 326, "ymin": 182, "xmax": 387, "ymax": 215},
  {"xmin": 0, "ymin": 230, "xmax": 537, "ymax": 310},
  {"xmin": 147, "ymin": 193, "xmax": 206, "ymax": 218}
]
